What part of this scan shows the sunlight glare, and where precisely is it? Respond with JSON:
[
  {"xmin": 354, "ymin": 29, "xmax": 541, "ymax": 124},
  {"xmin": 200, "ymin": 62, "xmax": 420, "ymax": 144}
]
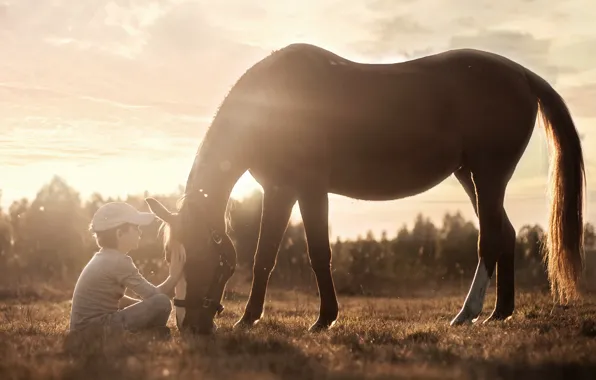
[{"xmin": 230, "ymin": 171, "xmax": 263, "ymax": 200}]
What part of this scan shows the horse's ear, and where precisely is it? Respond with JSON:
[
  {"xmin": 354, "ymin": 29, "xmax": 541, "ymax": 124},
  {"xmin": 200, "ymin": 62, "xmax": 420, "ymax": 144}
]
[{"xmin": 145, "ymin": 197, "xmax": 174, "ymax": 224}]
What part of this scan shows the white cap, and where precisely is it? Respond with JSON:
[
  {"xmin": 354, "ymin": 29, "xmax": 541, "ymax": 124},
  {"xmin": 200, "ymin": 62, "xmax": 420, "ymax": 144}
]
[{"xmin": 90, "ymin": 202, "xmax": 155, "ymax": 232}]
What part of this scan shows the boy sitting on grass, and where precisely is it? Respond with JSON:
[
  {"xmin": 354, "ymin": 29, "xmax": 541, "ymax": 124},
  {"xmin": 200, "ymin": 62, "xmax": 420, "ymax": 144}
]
[{"xmin": 68, "ymin": 201, "xmax": 185, "ymax": 338}]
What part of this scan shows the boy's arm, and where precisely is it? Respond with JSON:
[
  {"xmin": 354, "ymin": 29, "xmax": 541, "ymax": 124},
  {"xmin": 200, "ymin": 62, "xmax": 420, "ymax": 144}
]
[
  {"xmin": 155, "ymin": 243, "xmax": 187, "ymax": 297},
  {"xmin": 116, "ymin": 256, "xmax": 162, "ymax": 299},
  {"xmin": 155, "ymin": 272, "xmax": 183, "ymax": 298},
  {"xmin": 117, "ymin": 255, "xmax": 184, "ymax": 300}
]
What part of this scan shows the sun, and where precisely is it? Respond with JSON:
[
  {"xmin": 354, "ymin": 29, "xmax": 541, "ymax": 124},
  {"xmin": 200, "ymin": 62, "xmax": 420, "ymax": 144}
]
[{"xmin": 230, "ymin": 171, "xmax": 263, "ymax": 200}]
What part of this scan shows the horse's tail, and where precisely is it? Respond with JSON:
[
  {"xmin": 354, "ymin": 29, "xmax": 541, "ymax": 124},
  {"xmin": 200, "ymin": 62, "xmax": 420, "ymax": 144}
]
[{"xmin": 525, "ymin": 68, "xmax": 586, "ymax": 303}]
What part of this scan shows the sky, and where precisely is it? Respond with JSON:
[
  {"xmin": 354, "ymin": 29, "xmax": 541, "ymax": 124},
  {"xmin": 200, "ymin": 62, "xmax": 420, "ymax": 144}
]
[{"xmin": 1, "ymin": 0, "xmax": 596, "ymax": 239}]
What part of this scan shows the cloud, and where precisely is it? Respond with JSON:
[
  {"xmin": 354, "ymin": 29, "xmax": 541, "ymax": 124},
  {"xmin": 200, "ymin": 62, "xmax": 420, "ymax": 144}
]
[
  {"xmin": 347, "ymin": 1, "xmax": 590, "ymax": 77},
  {"xmin": 449, "ymin": 30, "xmax": 565, "ymax": 84},
  {"xmin": 134, "ymin": 1, "xmax": 270, "ymax": 110},
  {"xmin": 143, "ymin": 1, "xmax": 221, "ymax": 58},
  {"xmin": 0, "ymin": 0, "xmax": 273, "ymax": 113},
  {"xmin": 2, "ymin": 0, "xmax": 595, "ymax": 121},
  {"xmin": 563, "ymin": 84, "xmax": 596, "ymax": 118},
  {"xmin": 0, "ymin": 0, "xmax": 171, "ymax": 57},
  {"xmin": 348, "ymin": 15, "xmax": 435, "ymax": 59},
  {"xmin": 0, "ymin": 2, "xmax": 6, "ymax": 23},
  {"xmin": 552, "ymin": 37, "xmax": 596, "ymax": 75},
  {"xmin": 141, "ymin": 1, "xmax": 268, "ymax": 65}
]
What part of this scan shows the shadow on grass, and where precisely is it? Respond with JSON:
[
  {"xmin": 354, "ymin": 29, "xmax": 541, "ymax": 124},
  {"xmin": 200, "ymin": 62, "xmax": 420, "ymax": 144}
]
[
  {"xmin": 328, "ymin": 326, "xmax": 596, "ymax": 380},
  {"xmin": 59, "ymin": 326, "xmax": 330, "ymax": 380},
  {"xmin": 60, "ymin": 328, "xmax": 156, "ymax": 380},
  {"xmin": 324, "ymin": 362, "xmax": 596, "ymax": 380},
  {"xmin": 180, "ymin": 330, "xmax": 329, "ymax": 380},
  {"xmin": 466, "ymin": 360, "xmax": 596, "ymax": 380},
  {"xmin": 56, "ymin": 329, "xmax": 596, "ymax": 380}
]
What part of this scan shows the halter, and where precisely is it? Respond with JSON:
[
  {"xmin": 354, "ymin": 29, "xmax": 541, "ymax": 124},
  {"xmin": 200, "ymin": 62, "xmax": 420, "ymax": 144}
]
[{"xmin": 172, "ymin": 190, "xmax": 235, "ymax": 320}]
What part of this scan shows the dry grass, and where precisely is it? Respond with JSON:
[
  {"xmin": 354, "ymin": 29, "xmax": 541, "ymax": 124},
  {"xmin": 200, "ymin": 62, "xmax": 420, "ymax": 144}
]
[{"xmin": 1, "ymin": 288, "xmax": 596, "ymax": 380}]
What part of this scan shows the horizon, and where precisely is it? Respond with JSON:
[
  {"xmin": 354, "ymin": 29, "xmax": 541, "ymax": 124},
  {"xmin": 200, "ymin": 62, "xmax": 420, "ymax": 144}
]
[
  {"xmin": 1, "ymin": 172, "xmax": 592, "ymax": 241},
  {"xmin": 2, "ymin": 0, "xmax": 595, "ymax": 240}
]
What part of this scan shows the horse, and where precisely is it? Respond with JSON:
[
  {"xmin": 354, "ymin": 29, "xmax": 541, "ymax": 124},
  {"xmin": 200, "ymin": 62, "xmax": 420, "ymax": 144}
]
[{"xmin": 144, "ymin": 43, "xmax": 586, "ymax": 335}]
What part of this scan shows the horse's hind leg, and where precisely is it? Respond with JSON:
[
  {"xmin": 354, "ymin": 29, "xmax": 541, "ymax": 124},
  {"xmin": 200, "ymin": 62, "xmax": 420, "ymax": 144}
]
[
  {"xmin": 233, "ymin": 185, "xmax": 296, "ymax": 329},
  {"xmin": 297, "ymin": 189, "xmax": 339, "ymax": 332},
  {"xmin": 484, "ymin": 210, "xmax": 516, "ymax": 323},
  {"xmin": 450, "ymin": 169, "xmax": 511, "ymax": 325},
  {"xmin": 453, "ymin": 168, "xmax": 516, "ymax": 323}
]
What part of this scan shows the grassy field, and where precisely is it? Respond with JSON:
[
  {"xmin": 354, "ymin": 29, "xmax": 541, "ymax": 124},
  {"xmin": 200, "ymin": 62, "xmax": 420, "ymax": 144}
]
[{"xmin": 1, "ymin": 287, "xmax": 596, "ymax": 380}]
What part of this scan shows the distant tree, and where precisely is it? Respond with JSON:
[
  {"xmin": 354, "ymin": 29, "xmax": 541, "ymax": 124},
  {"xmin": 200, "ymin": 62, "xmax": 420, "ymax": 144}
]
[
  {"xmin": 13, "ymin": 176, "xmax": 89, "ymax": 281},
  {"xmin": 83, "ymin": 192, "xmax": 106, "ymax": 218},
  {"xmin": 8, "ymin": 198, "xmax": 30, "ymax": 259},
  {"xmin": 516, "ymin": 224, "xmax": 545, "ymax": 263},
  {"xmin": 583, "ymin": 222, "xmax": 596, "ymax": 282},
  {"xmin": 410, "ymin": 213, "xmax": 439, "ymax": 267},
  {"xmin": 227, "ymin": 190, "xmax": 263, "ymax": 268},
  {"xmin": 0, "ymin": 191, "xmax": 13, "ymax": 266},
  {"xmin": 274, "ymin": 222, "xmax": 310, "ymax": 286},
  {"xmin": 584, "ymin": 222, "xmax": 596, "ymax": 249},
  {"xmin": 436, "ymin": 211, "xmax": 479, "ymax": 279}
]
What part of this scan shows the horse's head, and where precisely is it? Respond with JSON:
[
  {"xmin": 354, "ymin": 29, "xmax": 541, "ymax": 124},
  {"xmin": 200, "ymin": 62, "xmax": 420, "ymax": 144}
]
[{"xmin": 144, "ymin": 194, "xmax": 236, "ymax": 335}]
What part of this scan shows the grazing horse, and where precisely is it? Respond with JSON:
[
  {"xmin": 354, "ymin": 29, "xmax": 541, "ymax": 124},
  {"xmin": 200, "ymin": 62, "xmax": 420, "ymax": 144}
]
[{"xmin": 145, "ymin": 43, "xmax": 585, "ymax": 335}]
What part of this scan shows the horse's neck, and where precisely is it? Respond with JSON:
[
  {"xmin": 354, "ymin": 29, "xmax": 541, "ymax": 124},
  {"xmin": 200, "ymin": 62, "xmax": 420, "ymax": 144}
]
[
  {"xmin": 186, "ymin": 114, "xmax": 249, "ymax": 218},
  {"xmin": 185, "ymin": 150, "xmax": 246, "ymax": 222}
]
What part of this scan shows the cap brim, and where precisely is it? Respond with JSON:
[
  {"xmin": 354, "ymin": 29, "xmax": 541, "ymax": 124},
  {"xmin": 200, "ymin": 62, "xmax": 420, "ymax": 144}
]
[{"xmin": 131, "ymin": 212, "xmax": 155, "ymax": 226}]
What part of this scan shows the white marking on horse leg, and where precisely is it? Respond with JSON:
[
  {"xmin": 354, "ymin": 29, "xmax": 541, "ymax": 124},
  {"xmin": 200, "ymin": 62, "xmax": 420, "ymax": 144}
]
[
  {"xmin": 175, "ymin": 276, "xmax": 187, "ymax": 328},
  {"xmin": 450, "ymin": 258, "xmax": 491, "ymax": 326}
]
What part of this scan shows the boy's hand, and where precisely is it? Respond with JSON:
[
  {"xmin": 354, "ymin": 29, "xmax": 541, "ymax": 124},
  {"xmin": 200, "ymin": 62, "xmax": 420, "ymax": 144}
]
[{"xmin": 169, "ymin": 243, "xmax": 186, "ymax": 278}]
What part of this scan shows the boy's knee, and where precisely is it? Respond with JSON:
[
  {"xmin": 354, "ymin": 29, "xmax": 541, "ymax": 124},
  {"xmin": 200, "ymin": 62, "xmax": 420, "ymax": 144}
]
[{"xmin": 151, "ymin": 293, "xmax": 172, "ymax": 315}]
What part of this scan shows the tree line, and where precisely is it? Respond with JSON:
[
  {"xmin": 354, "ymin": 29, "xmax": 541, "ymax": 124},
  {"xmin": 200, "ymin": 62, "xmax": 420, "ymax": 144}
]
[{"xmin": 1, "ymin": 175, "xmax": 595, "ymax": 297}]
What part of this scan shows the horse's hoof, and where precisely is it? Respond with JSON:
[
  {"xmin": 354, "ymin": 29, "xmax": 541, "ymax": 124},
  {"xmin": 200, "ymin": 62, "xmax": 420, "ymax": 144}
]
[
  {"xmin": 233, "ymin": 318, "xmax": 259, "ymax": 330},
  {"xmin": 308, "ymin": 319, "xmax": 336, "ymax": 333},
  {"xmin": 450, "ymin": 308, "xmax": 480, "ymax": 326},
  {"xmin": 482, "ymin": 311, "xmax": 513, "ymax": 324}
]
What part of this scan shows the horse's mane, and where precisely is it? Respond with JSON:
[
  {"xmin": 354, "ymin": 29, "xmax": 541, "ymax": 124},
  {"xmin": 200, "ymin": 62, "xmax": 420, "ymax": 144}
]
[{"xmin": 208, "ymin": 47, "xmax": 285, "ymax": 121}]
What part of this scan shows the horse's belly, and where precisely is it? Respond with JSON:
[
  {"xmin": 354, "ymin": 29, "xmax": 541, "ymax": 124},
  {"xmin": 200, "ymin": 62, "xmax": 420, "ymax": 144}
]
[
  {"xmin": 328, "ymin": 160, "xmax": 456, "ymax": 201},
  {"xmin": 326, "ymin": 139, "xmax": 461, "ymax": 200},
  {"xmin": 250, "ymin": 122, "xmax": 462, "ymax": 200}
]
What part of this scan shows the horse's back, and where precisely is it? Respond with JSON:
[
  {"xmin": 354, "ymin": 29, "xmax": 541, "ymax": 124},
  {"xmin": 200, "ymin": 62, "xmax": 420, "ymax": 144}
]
[{"xmin": 270, "ymin": 43, "xmax": 525, "ymax": 73}]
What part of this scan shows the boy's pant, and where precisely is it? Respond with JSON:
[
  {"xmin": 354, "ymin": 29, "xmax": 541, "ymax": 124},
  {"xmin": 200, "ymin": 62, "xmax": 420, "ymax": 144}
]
[{"xmin": 108, "ymin": 293, "xmax": 172, "ymax": 332}]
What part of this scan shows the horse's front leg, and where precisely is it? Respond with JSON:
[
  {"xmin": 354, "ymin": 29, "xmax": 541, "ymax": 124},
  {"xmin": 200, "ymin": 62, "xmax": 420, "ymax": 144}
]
[
  {"xmin": 233, "ymin": 185, "xmax": 296, "ymax": 329},
  {"xmin": 298, "ymin": 189, "xmax": 339, "ymax": 332}
]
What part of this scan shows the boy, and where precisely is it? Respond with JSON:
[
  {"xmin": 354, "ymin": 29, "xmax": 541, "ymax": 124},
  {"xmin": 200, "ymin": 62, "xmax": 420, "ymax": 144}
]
[{"xmin": 68, "ymin": 201, "xmax": 185, "ymax": 337}]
